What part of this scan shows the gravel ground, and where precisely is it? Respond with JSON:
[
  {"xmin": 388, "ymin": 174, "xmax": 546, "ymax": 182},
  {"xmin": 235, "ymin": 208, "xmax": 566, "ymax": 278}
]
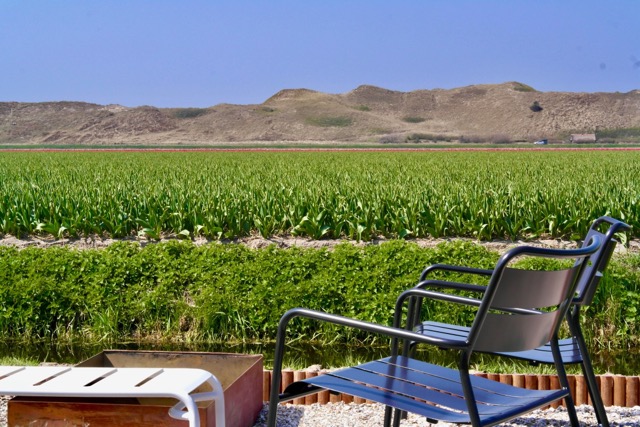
[
  {"xmin": 252, "ymin": 403, "xmax": 640, "ymax": 427},
  {"xmin": 2, "ymin": 398, "xmax": 639, "ymax": 426},
  {"xmin": 0, "ymin": 397, "xmax": 8, "ymax": 427}
]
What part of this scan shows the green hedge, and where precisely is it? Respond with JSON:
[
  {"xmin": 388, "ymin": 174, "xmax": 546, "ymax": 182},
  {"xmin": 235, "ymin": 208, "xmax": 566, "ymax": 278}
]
[{"xmin": 1, "ymin": 241, "xmax": 638, "ymax": 350}]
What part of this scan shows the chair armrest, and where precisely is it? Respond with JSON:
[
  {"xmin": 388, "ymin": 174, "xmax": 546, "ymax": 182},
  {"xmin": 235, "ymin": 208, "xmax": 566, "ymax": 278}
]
[
  {"xmin": 401, "ymin": 288, "xmax": 541, "ymax": 316},
  {"xmin": 420, "ymin": 264, "xmax": 494, "ymax": 281},
  {"xmin": 416, "ymin": 279, "xmax": 488, "ymax": 294},
  {"xmin": 404, "ymin": 279, "xmax": 487, "ymax": 330},
  {"xmin": 403, "ymin": 279, "xmax": 486, "ymax": 331}
]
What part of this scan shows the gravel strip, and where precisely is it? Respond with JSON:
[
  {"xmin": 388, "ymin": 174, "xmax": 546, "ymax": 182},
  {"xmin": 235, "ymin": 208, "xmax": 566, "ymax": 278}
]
[
  {"xmin": 0, "ymin": 397, "xmax": 8, "ymax": 427},
  {"xmin": 252, "ymin": 403, "xmax": 640, "ymax": 427},
  {"xmin": 2, "ymin": 399, "xmax": 639, "ymax": 426}
]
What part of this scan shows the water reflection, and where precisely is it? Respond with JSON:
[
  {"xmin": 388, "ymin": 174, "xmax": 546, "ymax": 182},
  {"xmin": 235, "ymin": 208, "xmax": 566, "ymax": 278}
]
[
  {"xmin": 0, "ymin": 340, "xmax": 393, "ymax": 369},
  {"xmin": 0, "ymin": 340, "xmax": 637, "ymax": 375}
]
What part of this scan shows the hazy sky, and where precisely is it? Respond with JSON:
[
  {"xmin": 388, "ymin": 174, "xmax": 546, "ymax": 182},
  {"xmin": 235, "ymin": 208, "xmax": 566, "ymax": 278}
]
[{"xmin": 2, "ymin": 1, "xmax": 639, "ymax": 107}]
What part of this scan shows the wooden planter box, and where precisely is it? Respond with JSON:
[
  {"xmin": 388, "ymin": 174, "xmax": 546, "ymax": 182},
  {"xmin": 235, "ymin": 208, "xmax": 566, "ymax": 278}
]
[{"xmin": 9, "ymin": 350, "xmax": 263, "ymax": 427}]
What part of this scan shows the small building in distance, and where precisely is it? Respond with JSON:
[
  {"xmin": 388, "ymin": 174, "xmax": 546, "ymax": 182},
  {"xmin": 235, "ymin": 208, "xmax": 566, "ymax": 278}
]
[{"xmin": 569, "ymin": 133, "xmax": 597, "ymax": 143}]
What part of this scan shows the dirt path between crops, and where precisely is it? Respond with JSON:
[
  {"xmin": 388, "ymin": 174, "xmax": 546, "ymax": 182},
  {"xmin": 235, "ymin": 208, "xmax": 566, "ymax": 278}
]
[{"xmin": 1, "ymin": 234, "xmax": 638, "ymax": 254}]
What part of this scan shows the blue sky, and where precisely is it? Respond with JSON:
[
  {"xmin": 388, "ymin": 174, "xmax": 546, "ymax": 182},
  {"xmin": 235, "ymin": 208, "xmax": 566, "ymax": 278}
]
[{"xmin": 1, "ymin": 1, "xmax": 639, "ymax": 107}]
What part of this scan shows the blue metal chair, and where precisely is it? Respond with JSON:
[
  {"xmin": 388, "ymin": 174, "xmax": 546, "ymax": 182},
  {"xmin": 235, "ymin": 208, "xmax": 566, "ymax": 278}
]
[
  {"xmin": 267, "ymin": 236, "xmax": 601, "ymax": 427},
  {"xmin": 409, "ymin": 216, "xmax": 630, "ymax": 427}
]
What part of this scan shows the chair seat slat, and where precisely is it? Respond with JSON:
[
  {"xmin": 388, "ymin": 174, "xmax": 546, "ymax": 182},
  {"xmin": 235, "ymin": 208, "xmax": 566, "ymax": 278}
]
[
  {"xmin": 303, "ymin": 373, "xmax": 472, "ymax": 423},
  {"xmin": 297, "ymin": 357, "xmax": 568, "ymax": 423},
  {"xmin": 380, "ymin": 357, "xmax": 559, "ymax": 399}
]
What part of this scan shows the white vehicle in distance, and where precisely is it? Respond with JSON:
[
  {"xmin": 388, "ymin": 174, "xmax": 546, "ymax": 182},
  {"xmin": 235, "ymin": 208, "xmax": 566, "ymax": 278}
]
[{"xmin": 533, "ymin": 139, "xmax": 548, "ymax": 145}]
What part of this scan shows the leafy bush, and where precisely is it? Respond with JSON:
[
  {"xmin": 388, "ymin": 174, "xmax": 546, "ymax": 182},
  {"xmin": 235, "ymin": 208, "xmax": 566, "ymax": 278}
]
[
  {"xmin": 530, "ymin": 101, "xmax": 543, "ymax": 112},
  {"xmin": 402, "ymin": 116, "xmax": 426, "ymax": 123},
  {"xmin": 353, "ymin": 105, "xmax": 371, "ymax": 111},
  {"xmin": 459, "ymin": 135, "xmax": 486, "ymax": 144},
  {"xmin": 305, "ymin": 116, "xmax": 353, "ymax": 127},
  {"xmin": 488, "ymin": 134, "xmax": 512, "ymax": 144},
  {"xmin": 379, "ymin": 134, "xmax": 405, "ymax": 144},
  {"xmin": 596, "ymin": 127, "xmax": 640, "ymax": 143},
  {"xmin": 459, "ymin": 134, "xmax": 512, "ymax": 144},
  {"xmin": 406, "ymin": 133, "xmax": 455, "ymax": 143},
  {"xmin": 513, "ymin": 82, "xmax": 537, "ymax": 92},
  {"xmin": 172, "ymin": 108, "xmax": 209, "ymax": 119},
  {"xmin": 0, "ymin": 241, "xmax": 638, "ymax": 351}
]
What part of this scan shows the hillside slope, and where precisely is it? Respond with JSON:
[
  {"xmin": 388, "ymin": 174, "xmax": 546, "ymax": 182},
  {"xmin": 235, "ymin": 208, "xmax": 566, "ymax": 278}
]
[{"xmin": 1, "ymin": 82, "xmax": 639, "ymax": 144}]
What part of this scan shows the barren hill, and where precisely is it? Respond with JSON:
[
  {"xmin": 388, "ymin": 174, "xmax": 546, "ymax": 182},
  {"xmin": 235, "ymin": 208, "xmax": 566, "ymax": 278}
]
[{"xmin": 1, "ymin": 82, "xmax": 639, "ymax": 145}]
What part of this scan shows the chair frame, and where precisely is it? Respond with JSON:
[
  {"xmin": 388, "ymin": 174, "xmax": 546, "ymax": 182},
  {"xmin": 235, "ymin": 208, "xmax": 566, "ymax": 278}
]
[
  {"xmin": 267, "ymin": 237, "xmax": 601, "ymax": 427},
  {"xmin": 407, "ymin": 216, "xmax": 630, "ymax": 427}
]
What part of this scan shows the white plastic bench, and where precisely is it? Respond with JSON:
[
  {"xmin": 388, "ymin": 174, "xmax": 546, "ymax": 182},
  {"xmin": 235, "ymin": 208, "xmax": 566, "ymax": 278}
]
[{"xmin": 0, "ymin": 365, "xmax": 225, "ymax": 427}]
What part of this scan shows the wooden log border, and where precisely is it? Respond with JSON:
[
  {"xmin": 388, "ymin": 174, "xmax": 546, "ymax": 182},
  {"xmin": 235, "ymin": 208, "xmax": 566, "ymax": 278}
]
[{"xmin": 263, "ymin": 370, "xmax": 640, "ymax": 407}]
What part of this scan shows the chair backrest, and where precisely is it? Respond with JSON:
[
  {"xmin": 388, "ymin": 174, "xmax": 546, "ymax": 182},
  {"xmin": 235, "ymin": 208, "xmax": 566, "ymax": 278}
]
[
  {"xmin": 468, "ymin": 236, "xmax": 601, "ymax": 354},
  {"xmin": 573, "ymin": 216, "xmax": 631, "ymax": 306}
]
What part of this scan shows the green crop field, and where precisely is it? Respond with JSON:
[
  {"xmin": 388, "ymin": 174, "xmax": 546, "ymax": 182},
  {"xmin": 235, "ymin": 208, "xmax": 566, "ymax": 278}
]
[
  {"xmin": 0, "ymin": 150, "xmax": 638, "ymax": 241},
  {"xmin": 2, "ymin": 149, "xmax": 640, "ymax": 367}
]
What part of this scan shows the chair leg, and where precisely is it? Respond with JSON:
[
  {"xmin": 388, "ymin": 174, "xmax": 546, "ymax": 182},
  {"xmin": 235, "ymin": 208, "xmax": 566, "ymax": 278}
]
[
  {"xmin": 557, "ymin": 366, "xmax": 580, "ymax": 427},
  {"xmin": 382, "ymin": 406, "xmax": 406, "ymax": 427},
  {"xmin": 392, "ymin": 408, "xmax": 403, "ymax": 427},
  {"xmin": 383, "ymin": 405, "xmax": 393, "ymax": 427},
  {"xmin": 568, "ymin": 312, "xmax": 610, "ymax": 427},
  {"xmin": 550, "ymin": 336, "xmax": 580, "ymax": 426},
  {"xmin": 266, "ymin": 371, "xmax": 281, "ymax": 427},
  {"xmin": 564, "ymin": 394, "xmax": 581, "ymax": 427},
  {"xmin": 458, "ymin": 363, "xmax": 482, "ymax": 427},
  {"xmin": 581, "ymin": 358, "xmax": 609, "ymax": 427}
]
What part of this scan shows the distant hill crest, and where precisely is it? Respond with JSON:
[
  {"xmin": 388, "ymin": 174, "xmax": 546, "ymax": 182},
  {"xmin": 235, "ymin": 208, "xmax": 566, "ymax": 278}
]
[{"xmin": 1, "ymin": 82, "xmax": 639, "ymax": 144}]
